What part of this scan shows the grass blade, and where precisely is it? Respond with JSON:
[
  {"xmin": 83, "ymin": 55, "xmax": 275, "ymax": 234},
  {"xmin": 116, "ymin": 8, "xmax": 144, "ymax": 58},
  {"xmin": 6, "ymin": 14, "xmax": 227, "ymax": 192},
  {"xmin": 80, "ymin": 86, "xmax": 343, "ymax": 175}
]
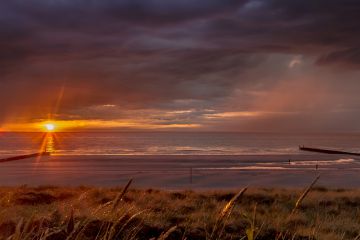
[
  {"xmin": 210, "ymin": 187, "xmax": 247, "ymax": 240},
  {"xmin": 112, "ymin": 179, "xmax": 133, "ymax": 210},
  {"xmin": 292, "ymin": 174, "xmax": 320, "ymax": 214}
]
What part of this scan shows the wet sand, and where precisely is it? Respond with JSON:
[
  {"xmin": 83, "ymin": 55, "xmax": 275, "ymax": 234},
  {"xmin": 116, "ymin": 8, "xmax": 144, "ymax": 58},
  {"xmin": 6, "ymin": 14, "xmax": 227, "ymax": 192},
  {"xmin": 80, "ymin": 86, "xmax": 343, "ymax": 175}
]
[{"xmin": 0, "ymin": 154, "xmax": 359, "ymax": 189}]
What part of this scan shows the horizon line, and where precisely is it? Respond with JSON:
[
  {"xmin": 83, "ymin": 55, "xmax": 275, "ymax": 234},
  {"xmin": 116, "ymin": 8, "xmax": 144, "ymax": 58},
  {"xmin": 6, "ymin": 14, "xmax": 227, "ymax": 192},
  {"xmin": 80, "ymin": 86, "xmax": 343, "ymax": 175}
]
[{"xmin": 1, "ymin": 130, "xmax": 360, "ymax": 135}]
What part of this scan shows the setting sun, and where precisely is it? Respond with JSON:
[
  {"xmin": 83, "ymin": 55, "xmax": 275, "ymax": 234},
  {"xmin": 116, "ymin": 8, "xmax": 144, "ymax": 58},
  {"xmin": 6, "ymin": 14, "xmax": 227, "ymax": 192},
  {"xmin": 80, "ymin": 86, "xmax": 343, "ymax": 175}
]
[{"xmin": 44, "ymin": 123, "xmax": 55, "ymax": 132}]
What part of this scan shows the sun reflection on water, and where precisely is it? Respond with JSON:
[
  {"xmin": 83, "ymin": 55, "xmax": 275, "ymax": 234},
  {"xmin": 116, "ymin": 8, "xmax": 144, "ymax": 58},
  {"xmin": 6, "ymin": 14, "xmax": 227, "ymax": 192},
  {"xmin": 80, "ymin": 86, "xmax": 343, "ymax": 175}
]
[
  {"xmin": 40, "ymin": 133, "xmax": 56, "ymax": 154},
  {"xmin": 45, "ymin": 134, "xmax": 55, "ymax": 153}
]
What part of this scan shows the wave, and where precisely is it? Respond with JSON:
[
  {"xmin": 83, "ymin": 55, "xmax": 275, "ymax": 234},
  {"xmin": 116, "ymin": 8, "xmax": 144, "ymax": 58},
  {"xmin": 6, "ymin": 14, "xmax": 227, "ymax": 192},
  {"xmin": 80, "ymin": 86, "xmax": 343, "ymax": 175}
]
[
  {"xmin": 288, "ymin": 158, "xmax": 355, "ymax": 166},
  {"xmin": 198, "ymin": 166, "xmax": 288, "ymax": 170}
]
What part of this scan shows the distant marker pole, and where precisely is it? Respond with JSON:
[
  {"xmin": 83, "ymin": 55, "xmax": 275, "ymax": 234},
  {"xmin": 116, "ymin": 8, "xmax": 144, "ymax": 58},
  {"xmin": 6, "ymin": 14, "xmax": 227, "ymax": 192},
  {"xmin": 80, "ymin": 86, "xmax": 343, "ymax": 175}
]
[{"xmin": 190, "ymin": 167, "xmax": 193, "ymax": 184}]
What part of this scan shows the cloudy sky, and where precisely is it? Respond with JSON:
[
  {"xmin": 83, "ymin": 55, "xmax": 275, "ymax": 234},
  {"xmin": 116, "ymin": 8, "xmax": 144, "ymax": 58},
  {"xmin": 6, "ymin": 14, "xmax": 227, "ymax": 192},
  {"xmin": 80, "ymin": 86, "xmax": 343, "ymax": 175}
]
[{"xmin": 1, "ymin": 0, "xmax": 360, "ymax": 132}]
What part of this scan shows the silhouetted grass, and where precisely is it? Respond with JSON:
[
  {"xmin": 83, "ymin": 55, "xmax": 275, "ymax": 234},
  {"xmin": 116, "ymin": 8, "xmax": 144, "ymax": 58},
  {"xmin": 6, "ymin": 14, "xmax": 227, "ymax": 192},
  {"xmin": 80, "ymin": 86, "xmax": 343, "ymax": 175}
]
[{"xmin": 0, "ymin": 179, "xmax": 359, "ymax": 239}]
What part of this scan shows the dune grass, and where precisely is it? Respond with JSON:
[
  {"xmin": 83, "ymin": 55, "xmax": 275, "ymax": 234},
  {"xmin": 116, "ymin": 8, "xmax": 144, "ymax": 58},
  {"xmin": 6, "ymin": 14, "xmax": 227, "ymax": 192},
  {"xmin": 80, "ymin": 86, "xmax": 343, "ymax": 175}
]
[{"xmin": 0, "ymin": 178, "xmax": 359, "ymax": 239}]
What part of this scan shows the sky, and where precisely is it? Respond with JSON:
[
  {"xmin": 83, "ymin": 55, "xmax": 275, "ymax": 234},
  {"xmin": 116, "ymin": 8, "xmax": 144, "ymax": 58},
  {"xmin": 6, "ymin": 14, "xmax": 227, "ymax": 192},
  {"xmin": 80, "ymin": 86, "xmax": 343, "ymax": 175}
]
[{"xmin": 1, "ymin": 0, "xmax": 360, "ymax": 132}]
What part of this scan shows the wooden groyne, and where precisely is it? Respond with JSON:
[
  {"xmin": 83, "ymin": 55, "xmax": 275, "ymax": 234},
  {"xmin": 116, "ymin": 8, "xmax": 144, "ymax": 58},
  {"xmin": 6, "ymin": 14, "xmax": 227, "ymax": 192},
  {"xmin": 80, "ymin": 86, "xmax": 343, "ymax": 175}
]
[
  {"xmin": 0, "ymin": 152, "xmax": 51, "ymax": 163},
  {"xmin": 299, "ymin": 146, "xmax": 360, "ymax": 156}
]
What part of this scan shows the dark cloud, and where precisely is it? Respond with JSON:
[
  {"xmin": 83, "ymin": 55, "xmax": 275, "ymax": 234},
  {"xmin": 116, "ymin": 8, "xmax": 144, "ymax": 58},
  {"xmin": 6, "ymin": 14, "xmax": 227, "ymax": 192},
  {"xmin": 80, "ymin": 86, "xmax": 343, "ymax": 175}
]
[
  {"xmin": 204, "ymin": 0, "xmax": 360, "ymax": 54},
  {"xmin": 317, "ymin": 48, "xmax": 360, "ymax": 67},
  {"xmin": 1, "ymin": 0, "xmax": 360, "ymax": 131},
  {"xmin": 5, "ymin": 0, "xmax": 245, "ymax": 29}
]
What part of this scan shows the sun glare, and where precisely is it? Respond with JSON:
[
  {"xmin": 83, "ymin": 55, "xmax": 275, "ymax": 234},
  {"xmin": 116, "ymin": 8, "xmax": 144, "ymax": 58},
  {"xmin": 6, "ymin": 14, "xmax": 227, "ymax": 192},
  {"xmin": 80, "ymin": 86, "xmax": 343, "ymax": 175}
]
[{"xmin": 44, "ymin": 123, "xmax": 55, "ymax": 132}]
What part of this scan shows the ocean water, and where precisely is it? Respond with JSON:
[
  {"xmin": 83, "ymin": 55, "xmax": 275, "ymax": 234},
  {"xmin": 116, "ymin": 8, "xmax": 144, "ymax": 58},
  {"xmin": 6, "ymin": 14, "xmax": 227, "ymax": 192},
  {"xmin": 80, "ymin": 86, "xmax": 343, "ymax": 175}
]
[
  {"xmin": 2, "ymin": 132, "xmax": 360, "ymax": 187},
  {"xmin": 1, "ymin": 132, "xmax": 360, "ymax": 157}
]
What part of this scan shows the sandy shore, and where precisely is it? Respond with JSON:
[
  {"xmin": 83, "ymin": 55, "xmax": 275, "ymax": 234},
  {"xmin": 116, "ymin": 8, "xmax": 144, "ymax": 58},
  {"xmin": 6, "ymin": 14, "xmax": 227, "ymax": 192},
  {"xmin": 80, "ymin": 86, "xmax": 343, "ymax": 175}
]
[{"xmin": 0, "ymin": 154, "xmax": 359, "ymax": 188}]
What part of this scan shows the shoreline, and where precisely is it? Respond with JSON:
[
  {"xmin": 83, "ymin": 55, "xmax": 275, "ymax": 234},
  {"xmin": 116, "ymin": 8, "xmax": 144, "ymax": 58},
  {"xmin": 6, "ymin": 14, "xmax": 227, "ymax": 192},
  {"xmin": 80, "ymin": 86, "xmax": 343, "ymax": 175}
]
[{"xmin": 0, "ymin": 154, "xmax": 359, "ymax": 188}]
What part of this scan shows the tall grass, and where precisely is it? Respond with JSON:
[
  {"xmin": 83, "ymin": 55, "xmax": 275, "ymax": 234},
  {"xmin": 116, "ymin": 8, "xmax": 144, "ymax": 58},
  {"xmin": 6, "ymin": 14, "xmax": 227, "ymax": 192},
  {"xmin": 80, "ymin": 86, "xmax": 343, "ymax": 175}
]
[
  {"xmin": 292, "ymin": 175, "xmax": 320, "ymax": 214},
  {"xmin": 277, "ymin": 174, "xmax": 321, "ymax": 240},
  {"xmin": 210, "ymin": 187, "xmax": 247, "ymax": 240},
  {"xmin": 1, "ymin": 175, "xmax": 358, "ymax": 240}
]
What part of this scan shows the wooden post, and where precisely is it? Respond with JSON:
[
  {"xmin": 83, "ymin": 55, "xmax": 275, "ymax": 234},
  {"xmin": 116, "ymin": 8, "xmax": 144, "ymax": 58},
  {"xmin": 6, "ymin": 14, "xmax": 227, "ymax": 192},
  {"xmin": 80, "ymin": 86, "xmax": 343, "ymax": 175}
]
[{"xmin": 190, "ymin": 167, "xmax": 193, "ymax": 184}]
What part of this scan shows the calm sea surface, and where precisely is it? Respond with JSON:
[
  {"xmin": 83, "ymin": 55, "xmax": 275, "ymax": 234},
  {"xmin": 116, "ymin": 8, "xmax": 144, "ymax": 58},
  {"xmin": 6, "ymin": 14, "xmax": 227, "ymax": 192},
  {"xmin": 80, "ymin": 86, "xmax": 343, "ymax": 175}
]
[{"xmin": 1, "ymin": 132, "xmax": 360, "ymax": 157}]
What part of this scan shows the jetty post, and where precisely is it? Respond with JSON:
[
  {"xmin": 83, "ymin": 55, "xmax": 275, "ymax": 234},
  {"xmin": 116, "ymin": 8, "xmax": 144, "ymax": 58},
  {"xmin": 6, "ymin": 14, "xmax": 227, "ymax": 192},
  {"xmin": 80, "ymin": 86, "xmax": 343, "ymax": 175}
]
[{"xmin": 190, "ymin": 167, "xmax": 193, "ymax": 184}]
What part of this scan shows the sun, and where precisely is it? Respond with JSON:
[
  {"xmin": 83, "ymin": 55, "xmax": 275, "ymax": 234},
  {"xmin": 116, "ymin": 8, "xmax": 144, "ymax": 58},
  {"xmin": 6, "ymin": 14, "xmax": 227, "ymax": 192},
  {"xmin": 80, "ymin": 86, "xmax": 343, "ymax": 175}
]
[{"xmin": 44, "ymin": 123, "xmax": 56, "ymax": 132}]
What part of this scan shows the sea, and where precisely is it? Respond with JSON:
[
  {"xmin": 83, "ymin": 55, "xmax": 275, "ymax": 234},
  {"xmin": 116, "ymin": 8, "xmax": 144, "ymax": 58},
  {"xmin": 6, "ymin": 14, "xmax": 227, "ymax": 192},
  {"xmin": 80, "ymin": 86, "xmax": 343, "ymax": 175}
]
[
  {"xmin": 1, "ymin": 132, "xmax": 360, "ymax": 187},
  {"xmin": 0, "ymin": 132, "xmax": 360, "ymax": 157}
]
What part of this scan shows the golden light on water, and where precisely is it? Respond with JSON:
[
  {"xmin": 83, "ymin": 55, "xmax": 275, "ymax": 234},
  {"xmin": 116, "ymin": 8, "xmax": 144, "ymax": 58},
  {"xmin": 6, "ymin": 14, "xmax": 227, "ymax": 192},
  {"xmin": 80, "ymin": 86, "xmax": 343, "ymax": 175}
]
[
  {"xmin": 39, "ymin": 122, "xmax": 57, "ymax": 154},
  {"xmin": 45, "ymin": 134, "xmax": 55, "ymax": 153},
  {"xmin": 39, "ymin": 132, "xmax": 56, "ymax": 154}
]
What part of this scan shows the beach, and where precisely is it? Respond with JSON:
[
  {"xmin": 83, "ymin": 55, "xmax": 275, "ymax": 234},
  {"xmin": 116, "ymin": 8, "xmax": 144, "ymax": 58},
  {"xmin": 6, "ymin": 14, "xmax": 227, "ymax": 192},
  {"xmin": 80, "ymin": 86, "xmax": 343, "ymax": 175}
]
[
  {"xmin": 1, "ymin": 150, "xmax": 359, "ymax": 240},
  {"xmin": 0, "ymin": 154, "xmax": 359, "ymax": 188}
]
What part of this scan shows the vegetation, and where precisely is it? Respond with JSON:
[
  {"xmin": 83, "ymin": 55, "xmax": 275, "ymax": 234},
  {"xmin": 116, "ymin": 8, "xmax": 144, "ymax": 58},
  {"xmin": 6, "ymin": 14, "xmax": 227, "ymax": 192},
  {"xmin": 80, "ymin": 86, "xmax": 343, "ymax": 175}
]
[{"xmin": 0, "ymin": 178, "xmax": 360, "ymax": 240}]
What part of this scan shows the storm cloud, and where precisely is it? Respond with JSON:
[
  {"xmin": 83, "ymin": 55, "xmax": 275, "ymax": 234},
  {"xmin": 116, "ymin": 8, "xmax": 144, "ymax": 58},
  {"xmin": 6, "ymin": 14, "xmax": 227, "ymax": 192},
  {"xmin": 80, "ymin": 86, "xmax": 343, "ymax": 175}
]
[{"xmin": 1, "ymin": 0, "xmax": 360, "ymax": 131}]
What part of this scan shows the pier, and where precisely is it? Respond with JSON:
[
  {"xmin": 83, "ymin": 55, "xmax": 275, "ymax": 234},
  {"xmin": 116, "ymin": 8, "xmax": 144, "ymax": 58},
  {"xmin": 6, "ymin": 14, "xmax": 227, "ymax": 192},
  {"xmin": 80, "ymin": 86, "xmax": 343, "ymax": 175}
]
[
  {"xmin": 0, "ymin": 152, "xmax": 51, "ymax": 163},
  {"xmin": 299, "ymin": 146, "xmax": 360, "ymax": 156}
]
